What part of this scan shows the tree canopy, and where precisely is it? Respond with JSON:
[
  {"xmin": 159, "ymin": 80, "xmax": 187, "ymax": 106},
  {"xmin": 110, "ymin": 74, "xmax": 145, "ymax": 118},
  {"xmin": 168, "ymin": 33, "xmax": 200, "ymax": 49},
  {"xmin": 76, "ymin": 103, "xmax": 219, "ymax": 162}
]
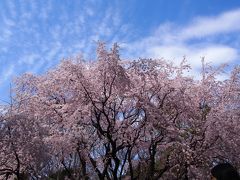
[{"xmin": 1, "ymin": 43, "xmax": 240, "ymax": 180}]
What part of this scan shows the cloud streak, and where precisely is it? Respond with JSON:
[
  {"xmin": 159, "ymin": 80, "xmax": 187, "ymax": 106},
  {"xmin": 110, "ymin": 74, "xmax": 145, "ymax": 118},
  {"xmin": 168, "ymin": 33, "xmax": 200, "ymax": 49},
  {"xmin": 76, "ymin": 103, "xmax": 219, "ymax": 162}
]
[
  {"xmin": 180, "ymin": 8, "xmax": 240, "ymax": 40},
  {"xmin": 124, "ymin": 8, "xmax": 240, "ymax": 73}
]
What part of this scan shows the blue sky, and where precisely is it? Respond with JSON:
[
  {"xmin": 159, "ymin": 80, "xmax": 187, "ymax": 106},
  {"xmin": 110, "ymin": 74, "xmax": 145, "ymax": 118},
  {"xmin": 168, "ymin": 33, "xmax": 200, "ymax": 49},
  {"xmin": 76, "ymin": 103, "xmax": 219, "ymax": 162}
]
[{"xmin": 1, "ymin": 0, "xmax": 240, "ymax": 102}]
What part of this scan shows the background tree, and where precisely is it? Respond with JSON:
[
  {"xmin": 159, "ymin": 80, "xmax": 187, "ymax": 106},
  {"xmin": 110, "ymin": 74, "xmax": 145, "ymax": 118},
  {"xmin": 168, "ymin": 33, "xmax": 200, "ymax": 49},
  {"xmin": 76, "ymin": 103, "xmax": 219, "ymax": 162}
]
[{"xmin": 0, "ymin": 104, "xmax": 50, "ymax": 179}]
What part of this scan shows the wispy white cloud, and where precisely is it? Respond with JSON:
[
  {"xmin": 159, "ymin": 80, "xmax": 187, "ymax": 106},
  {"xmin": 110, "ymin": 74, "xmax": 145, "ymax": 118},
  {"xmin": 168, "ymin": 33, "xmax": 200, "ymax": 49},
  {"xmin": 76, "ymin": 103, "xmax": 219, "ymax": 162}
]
[
  {"xmin": 148, "ymin": 44, "xmax": 238, "ymax": 68},
  {"xmin": 124, "ymin": 8, "xmax": 240, "ymax": 73},
  {"xmin": 6, "ymin": 0, "xmax": 17, "ymax": 18},
  {"xmin": 18, "ymin": 53, "xmax": 41, "ymax": 66},
  {"xmin": 2, "ymin": 16, "xmax": 15, "ymax": 27},
  {"xmin": 0, "ymin": 28, "xmax": 13, "ymax": 42},
  {"xmin": 85, "ymin": 6, "xmax": 94, "ymax": 16},
  {"xmin": 0, "ymin": 64, "xmax": 15, "ymax": 85},
  {"xmin": 39, "ymin": 0, "xmax": 52, "ymax": 20},
  {"xmin": 180, "ymin": 8, "xmax": 240, "ymax": 40},
  {"xmin": 150, "ymin": 8, "xmax": 240, "ymax": 43},
  {"xmin": 0, "ymin": 13, "xmax": 15, "ymax": 46},
  {"xmin": 95, "ymin": 8, "xmax": 116, "ymax": 37},
  {"xmin": 46, "ymin": 42, "xmax": 62, "ymax": 61}
]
